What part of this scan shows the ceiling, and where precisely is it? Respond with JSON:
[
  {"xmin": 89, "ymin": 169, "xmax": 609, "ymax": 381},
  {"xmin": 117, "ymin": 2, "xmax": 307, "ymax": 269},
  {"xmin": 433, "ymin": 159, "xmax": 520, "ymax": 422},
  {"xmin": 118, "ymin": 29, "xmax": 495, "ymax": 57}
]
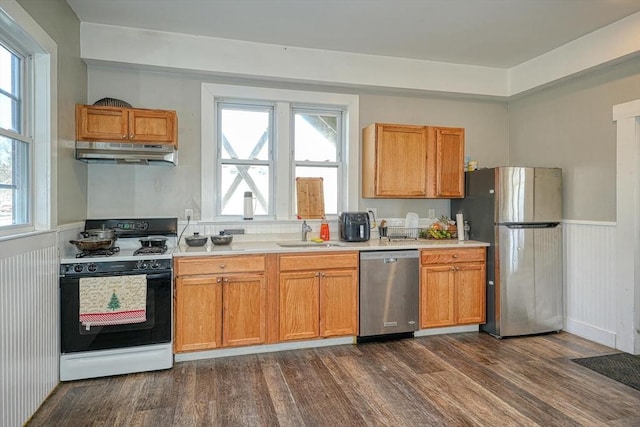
[{"xmin": 65, "ymin": 0, "xmax": 640, "ymax": 69}]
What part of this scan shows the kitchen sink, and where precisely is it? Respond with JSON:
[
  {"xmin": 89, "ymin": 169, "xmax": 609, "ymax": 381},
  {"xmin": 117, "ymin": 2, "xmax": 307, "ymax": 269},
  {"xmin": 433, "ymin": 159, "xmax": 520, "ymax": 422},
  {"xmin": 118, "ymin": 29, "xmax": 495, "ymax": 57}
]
[{"xmin": 277, "ymin": 242, "xmax": 344, "ymax": 248}]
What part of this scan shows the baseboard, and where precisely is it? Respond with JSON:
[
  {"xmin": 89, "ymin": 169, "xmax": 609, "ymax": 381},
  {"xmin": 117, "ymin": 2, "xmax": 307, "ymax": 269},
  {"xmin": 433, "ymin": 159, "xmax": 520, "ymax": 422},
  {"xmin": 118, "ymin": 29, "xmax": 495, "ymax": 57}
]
[
  {"xmin": 565, "ymin": 318, "xmax": 617, "ymax": 348},
  {"xmin": 174, "ymin": 336, "xmax": 355, "ymax": 362},
  {"xmin": 414, "ymin": 324, "xmax": 479, "ymax": 337}
]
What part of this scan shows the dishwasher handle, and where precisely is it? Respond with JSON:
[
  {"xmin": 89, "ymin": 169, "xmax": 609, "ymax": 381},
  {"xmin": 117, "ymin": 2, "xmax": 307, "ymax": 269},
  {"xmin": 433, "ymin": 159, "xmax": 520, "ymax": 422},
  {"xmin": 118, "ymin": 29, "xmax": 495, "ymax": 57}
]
[
  {"xmin": 384, "ymin": 257, "xmax": 398, "ymax": 263},
  {"xmin": 360, "ymin": 250, "xmax": 419, "ymax": 261}
]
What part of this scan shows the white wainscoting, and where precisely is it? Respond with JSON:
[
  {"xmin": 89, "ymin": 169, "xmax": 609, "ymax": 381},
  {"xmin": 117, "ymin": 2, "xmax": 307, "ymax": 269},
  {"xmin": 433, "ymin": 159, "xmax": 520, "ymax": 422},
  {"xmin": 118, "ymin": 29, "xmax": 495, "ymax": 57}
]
[
  {"xmin": 1, "ymin": 232, "xmax": 59, "ymax": 427},
  {"xmin": 563, "ymin": 220, "xmax": 617, "ymax": 348}
]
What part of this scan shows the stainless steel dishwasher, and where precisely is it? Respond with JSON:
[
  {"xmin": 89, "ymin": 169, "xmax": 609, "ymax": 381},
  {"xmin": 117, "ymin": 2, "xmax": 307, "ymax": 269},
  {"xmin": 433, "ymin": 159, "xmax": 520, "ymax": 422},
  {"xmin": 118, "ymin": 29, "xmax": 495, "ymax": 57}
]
[{"xmin": 359, "ymin": 250, "xmax": 419, "ymax": 339}]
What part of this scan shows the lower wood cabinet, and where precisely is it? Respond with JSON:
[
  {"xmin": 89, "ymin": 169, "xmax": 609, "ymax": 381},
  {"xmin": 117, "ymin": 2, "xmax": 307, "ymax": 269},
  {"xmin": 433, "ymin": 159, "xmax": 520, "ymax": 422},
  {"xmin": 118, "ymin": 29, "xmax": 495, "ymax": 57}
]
[
  {"xmin": 278, "ymin": 252, "xmax": 358, "ymax": 341},
  {"xmin": 222, "ymin": 274, "xmax": 266, "ymax": 347},
  {"xmin": 175, "ymin": 246, "xmax": 486, "ymax": 354},
  {"xmin": 174, "ymin": 255, "xmax": 268, "ymax": 353},
  {"xmin": 174, "ymin": 275, "xmax": 223, "ymax": 352},
  {"xmin": 420, "ymin": 247, "xmax": 486, "ymax": 329}
]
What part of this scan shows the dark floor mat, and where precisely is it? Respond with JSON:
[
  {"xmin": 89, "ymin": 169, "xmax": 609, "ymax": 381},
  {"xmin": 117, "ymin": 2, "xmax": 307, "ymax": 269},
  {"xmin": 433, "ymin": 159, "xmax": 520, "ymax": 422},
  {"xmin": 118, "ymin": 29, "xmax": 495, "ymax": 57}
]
[{"xmin": 572, "ymin": 352, "xmax": 640, "ymax": 391}]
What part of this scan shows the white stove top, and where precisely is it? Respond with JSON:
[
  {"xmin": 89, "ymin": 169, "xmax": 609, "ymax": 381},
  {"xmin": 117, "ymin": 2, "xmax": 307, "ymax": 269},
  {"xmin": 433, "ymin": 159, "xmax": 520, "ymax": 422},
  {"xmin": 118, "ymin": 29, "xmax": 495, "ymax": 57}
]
[{"xmin": 61, "ymin": 236, "xmax": 177, "ymax": 264}]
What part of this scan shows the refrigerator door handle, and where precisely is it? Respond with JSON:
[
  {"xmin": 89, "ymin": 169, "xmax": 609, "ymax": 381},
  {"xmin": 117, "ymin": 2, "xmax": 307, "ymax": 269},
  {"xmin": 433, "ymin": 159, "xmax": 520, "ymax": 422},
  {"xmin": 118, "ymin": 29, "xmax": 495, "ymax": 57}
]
[{"xmin": 503, "ymin": 222, "xmax": 560, "ymax": 229}]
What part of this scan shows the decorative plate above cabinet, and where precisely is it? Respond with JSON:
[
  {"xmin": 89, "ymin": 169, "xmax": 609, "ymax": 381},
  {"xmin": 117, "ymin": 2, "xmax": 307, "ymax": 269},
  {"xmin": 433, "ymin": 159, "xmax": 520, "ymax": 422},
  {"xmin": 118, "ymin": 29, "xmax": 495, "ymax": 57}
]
[{"xmin": 361, "ymin": 123, "xmax": 464, "ymax": 199}]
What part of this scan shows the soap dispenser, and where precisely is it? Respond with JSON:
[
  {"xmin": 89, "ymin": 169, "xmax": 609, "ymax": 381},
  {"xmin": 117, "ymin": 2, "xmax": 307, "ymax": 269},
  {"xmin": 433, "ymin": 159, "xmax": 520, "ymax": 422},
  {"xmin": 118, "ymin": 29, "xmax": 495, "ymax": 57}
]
[{"xmin": 320, "ymin": 218, "xmax": 330, "ymax": 241}]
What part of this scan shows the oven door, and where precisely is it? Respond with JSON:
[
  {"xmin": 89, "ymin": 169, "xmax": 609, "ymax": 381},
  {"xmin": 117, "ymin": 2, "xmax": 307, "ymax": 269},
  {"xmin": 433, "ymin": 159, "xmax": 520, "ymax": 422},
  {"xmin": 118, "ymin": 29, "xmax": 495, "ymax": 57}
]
[{"xmin": 60, "ymin": 270, "xmax": 172, "ymax": 353}]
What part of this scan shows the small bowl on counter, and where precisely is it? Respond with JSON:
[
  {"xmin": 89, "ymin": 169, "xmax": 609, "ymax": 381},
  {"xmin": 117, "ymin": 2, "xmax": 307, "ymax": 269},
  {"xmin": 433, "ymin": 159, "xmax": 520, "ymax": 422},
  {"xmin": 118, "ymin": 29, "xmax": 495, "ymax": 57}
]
[
  {"xmin": 185, "ymin": 232, "xmax": 208, "ymax": 247},
  {"xmin": 211, "ymin": 232, "xmax": 233, "ymax": 246}
]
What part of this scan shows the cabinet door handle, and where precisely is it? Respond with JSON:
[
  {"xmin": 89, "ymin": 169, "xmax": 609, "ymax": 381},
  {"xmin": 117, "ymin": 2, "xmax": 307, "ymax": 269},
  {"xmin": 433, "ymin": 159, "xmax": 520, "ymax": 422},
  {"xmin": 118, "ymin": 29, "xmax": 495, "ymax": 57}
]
[
  {"xmin": 321, "ymin": 272, "xmax": 326, "ymax": 277},
  {"xmin": 219, "ymin": 264, "xmax": 225, "ymax": 269},
  {"xmin": 216, "ymin": 278, "xmax": 222, "ymax": 283},
  {"xmin": 453, "ymin": 254, "xmax": 458, "ymax": 258},
  {"xmin": 315, "ymin": 272, "xmax": 320, "ymax": 277},
  {"xmin": 122, "ymin": 134, "xmax": 127, "ymax": 139},
  {"xmin": 129, "ymin": 134, "xmax": 134, "ymax": 138}
]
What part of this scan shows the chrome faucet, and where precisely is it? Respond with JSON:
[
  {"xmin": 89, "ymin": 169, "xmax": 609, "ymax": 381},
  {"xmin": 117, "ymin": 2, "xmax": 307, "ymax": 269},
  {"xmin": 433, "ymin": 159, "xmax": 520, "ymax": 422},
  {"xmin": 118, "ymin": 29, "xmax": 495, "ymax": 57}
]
[{"xmin": 301, "ymin": 221, "xmax": 312, "ymax": 241}]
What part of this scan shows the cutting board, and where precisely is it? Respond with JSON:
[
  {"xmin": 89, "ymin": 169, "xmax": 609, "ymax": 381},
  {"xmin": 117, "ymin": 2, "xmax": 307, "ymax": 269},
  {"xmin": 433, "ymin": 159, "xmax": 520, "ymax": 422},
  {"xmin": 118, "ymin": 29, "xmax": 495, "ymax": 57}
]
[{"xmin": 296, "ymin": 177, "xmax": 325, "ymax": 219}]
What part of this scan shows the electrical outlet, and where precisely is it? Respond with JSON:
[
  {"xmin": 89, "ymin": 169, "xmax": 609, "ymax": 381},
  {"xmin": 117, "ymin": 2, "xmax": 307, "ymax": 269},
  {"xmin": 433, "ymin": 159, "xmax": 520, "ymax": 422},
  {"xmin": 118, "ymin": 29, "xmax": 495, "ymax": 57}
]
[
  {"xmin": 428, "ymin": 209, "xmax": 436, "ymax": 219},
  {"xmin": 184, "ymin": 209, "xmax": 193, "ymax": 220}
]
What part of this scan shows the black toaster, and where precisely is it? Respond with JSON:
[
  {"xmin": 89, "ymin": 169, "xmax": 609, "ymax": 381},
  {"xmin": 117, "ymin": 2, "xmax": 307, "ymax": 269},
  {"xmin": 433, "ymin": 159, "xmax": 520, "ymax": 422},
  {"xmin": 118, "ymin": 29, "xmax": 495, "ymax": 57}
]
[{"xmin": 338, "ymin": 212, "xmax": 370, "ymax": 242}]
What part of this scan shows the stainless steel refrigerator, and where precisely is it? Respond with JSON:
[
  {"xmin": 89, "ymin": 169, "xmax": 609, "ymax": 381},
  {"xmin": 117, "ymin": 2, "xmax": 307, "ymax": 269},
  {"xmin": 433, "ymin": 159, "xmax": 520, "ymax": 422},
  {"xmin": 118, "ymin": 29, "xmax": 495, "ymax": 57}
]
[{"xmin": 451, "ymin": 167, "xmax": 563, "ymax": 337}]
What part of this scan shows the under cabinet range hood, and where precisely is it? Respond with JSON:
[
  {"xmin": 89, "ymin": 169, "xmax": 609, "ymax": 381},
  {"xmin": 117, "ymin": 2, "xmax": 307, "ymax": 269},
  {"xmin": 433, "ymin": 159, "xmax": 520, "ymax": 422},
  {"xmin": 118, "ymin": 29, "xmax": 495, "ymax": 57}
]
[{"xmin": 75, "ymin": 141, "xmax": 178, "ymax": 165}]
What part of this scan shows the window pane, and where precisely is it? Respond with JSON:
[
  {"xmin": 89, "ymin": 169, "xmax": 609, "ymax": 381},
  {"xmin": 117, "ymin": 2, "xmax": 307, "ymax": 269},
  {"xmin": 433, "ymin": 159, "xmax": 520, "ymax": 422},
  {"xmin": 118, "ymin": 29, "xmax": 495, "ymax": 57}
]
[
  {"xmin": 295, "ymin": 167, "xmax": 337, "ymax": 215},
  {"xmin": 294, "ymin": 112, "xmax": 337, "ymax": 162},
  {"xmin": 220, "ymin": 164, "xmax": 269, "ymax": 216},
  {"xmin": 0, "ymin": 43, "xmax": 21, "ymax": 133},
  {"xmin": 0, "ymin": 135, "xmax": 29, "ymax": 226},
  {"xmin": 220, "ymin": 107, "xmax": 270, "ymax": 160}
]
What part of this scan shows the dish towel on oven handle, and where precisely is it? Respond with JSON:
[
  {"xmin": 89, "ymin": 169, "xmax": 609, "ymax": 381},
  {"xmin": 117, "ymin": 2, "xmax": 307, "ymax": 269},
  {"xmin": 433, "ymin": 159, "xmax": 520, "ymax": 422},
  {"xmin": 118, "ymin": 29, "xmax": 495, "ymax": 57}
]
[{"xmin": 79, "ymin": 275, "xmax": 147, "ymax": 330}]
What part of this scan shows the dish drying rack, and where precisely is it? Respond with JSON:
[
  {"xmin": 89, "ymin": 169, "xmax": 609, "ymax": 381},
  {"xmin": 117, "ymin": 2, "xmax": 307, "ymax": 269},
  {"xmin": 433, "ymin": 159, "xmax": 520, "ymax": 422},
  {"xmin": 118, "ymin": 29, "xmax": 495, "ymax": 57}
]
[{"xmin": 379, "ymin": 224, "xmax": 420, "ymax": 240}]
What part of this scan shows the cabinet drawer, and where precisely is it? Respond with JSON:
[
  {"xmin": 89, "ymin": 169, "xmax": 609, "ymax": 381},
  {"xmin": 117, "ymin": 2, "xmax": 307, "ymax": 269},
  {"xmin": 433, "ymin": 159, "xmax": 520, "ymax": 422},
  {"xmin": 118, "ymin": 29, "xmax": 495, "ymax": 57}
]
[
  {"xmin": 175, "ymin": 255, "xmax": 265, "ymax": 276},
  {"xmin": 279, "ymin": 252, "xmax": 358, "ymax": 272},
  {"xmin": 421, "ymin": 248, "xmax": 485, "ymax": 265}
]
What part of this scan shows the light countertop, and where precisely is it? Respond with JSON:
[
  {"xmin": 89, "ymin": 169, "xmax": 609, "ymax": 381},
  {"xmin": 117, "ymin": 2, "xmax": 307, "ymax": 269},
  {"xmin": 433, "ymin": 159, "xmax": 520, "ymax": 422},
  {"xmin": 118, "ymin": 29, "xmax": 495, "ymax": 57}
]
[{"xmin": 173, "ymin": 238, "xmax": 489, "ymax": 257}]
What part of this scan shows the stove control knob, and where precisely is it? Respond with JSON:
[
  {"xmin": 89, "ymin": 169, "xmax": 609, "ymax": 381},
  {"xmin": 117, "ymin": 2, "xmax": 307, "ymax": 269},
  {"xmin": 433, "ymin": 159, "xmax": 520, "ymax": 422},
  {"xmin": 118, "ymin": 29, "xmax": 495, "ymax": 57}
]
[
  {"xmin": 87, "ymin": 264, "xmax": 98, "ymax": 273},
  {"xmin": 73, "ymin": 264, "xmax": 84, "ymax": 273},
  {"xmin": 150, "ymin": 260, "xmax": 160, "ymax": 269},
  {"xmin": 137, "ymin": 260, "xmax": 149, "ymax": 270}
]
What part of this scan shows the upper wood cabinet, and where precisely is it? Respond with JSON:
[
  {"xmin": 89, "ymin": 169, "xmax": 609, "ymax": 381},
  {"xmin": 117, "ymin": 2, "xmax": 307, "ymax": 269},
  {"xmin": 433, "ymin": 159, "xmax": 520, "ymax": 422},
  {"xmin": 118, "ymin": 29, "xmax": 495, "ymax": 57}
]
[
  {"xmin": 362, "ymin": 123, "xmax": 428, "ymax": 198},
  {"xmin": 362, "ymin": 123, "xmax": 464, "ymax": 199},
  {"xmin": 76, "ymin": 104, "xmax": 178, "ymax": 146},
  {"xmin": 426, "ymin": 126, "xmax": 465, "ymax": 198}
]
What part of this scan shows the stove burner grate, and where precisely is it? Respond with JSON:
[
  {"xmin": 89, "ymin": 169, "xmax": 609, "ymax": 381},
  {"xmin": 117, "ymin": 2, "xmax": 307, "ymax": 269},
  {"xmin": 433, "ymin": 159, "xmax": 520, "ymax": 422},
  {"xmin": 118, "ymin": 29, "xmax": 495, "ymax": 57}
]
[
  {"xmin": 76, "ymin": 247, "xmax": 120, "ymax": 258},
  {"xmin": 133, "ymin": 246, "xmax": 167, "ymax": 256}
]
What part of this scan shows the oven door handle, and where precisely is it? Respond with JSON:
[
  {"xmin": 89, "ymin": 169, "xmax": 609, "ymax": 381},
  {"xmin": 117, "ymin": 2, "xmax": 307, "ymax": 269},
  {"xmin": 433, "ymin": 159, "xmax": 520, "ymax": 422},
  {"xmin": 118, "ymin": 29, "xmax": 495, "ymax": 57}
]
[{"xmin": 146, "ymin": 272, "xmax": 172, "ymax": 280}]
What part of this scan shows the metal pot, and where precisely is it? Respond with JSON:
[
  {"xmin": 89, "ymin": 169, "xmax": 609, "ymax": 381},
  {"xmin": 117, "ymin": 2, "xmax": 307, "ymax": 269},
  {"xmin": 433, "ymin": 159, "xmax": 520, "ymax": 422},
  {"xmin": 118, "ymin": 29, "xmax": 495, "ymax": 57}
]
[
  {"xmin": 185, "ymin": 232, "xmax": 207, "ymax": 247},
  {"xmin": 69, "ymin": 237, "xmax": 115, "ymax": 251},
  {"xmin": 139, "ymin": 236, "xmax": 168, "ymax": 247},
  {"xmin": 81, "ymin": 228, "xmax": 116, "ymax": 240},
  {"xmin": 211, "ymin": 232, "xmax": 233, "ymax": 246}
]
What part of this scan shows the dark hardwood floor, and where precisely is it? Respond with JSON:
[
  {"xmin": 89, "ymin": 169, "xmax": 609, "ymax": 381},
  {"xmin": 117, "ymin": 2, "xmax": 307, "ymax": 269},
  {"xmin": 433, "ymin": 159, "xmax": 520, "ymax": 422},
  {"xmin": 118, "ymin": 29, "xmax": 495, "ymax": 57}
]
[{"xmin": 28, "ymin": 332, "xmax": 640, "ymax": 426}]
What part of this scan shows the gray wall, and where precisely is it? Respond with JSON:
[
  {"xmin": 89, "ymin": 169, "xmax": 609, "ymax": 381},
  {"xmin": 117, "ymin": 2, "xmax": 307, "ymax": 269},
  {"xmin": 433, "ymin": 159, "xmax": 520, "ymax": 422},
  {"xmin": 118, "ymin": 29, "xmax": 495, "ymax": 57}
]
[
  {"xmin": 16, "ymin": 0, "xmax": 638, "ymax": 224},
  {"xmin": 85, "ymin": 68, "xmax": 203, "ymax": 220},
  {"xmin": 508, "ymin": 57, "xmax": 640, "ymax": 221},
  {"xmin": 85, "ymin": 66, "xmax": 510, "ymax": 220},
  {"xmin": 17, "ymin": 0, "xmax": 87, "ymax": 226},
  {"xmin": 87, "ymin": 59, "xmax": 640, "ymax": 223}
]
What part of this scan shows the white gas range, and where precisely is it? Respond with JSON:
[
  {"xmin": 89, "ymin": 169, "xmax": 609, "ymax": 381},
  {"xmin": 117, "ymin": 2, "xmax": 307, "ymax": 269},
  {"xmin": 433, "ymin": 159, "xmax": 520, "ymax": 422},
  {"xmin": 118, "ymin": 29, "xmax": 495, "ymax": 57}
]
[{"xmin": 59, "ymin": 218, "xmax": 177, "ymax": 381}]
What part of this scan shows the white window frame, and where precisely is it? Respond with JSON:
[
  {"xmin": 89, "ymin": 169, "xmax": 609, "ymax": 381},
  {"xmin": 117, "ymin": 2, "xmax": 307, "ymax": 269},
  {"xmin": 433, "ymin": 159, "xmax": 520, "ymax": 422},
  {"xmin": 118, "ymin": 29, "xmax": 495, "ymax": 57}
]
[
  {"xmin": 0, "ymin": 3, "xmax": 56, "ymax": 238},
  {"xmin": 0, "ymin": 40, "xmax": 32, "ymax": 225},
  {"xmin": 291, "ymin": 105, "xmax": 344, "ymax": 216},
  {"xmin": 216, "ymin": 101, "xmax": 275, "ymax": 217},
  {"xmin": 201, "ymin": 83, "xmax": 359, "ymax": 222}
]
